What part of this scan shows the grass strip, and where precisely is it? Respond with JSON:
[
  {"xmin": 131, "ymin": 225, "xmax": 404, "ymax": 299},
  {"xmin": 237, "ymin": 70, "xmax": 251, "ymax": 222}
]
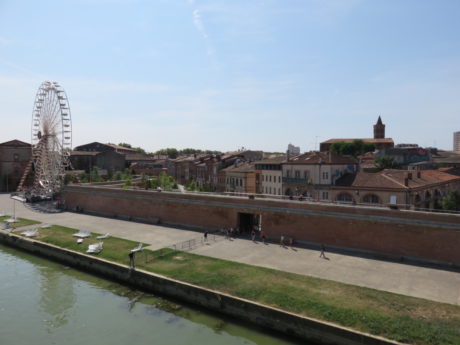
[
  {"xmin": 0, "ymin": 216, "xmax": 40, "ymax": 229},
  {"xmin": 12, "ymin": 224, "xmax": 460, "ymax": 345}
]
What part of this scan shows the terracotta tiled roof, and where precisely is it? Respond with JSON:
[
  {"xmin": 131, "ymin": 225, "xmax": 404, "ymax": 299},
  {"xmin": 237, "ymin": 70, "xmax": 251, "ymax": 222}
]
[
  {"xmin": 221, "ymin": 162, "xmax": 255, "ymax": 173},
  {"xmin": 0, "ymin": 139, "xmax": 31, "ymax": 147},
  {"xmin": 336, "ymin": 169, "xmax": 460, "ymax": 190},
  {"xmin": 106, "ymin": 143, "xmax": 138, "ymax": 152},
  {"xmin": 256, "ymin": 155, "xmax": 287, "ymax": 164},
  {"xmin": 125, "ymin": 154, "xmax": 167, "ymax": 161},
  {"xmin": 70, "ymin": 151, "xmax": 100, "ymax": 156},
  {"xmin": 285, "ymin": 151, "xmax": 357, "ymax": 165}
]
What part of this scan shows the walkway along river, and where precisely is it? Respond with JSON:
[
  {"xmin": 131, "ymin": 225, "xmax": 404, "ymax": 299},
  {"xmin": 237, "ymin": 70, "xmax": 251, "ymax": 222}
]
[{"xmin": 0, "ymin": 244, "xmax": 306, "ymax": 345}]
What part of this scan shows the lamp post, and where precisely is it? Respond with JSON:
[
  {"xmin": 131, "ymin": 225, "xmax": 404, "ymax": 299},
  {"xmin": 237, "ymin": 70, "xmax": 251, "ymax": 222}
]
[{"xmin": 11, "ymin": 195, "xmax": 26, "ymax": 220}]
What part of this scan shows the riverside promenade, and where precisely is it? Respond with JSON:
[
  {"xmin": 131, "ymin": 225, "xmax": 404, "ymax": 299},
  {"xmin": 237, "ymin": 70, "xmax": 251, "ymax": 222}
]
[{"xmin": 1, "ymin": 193, "xmax": 459, "ymax": 306}]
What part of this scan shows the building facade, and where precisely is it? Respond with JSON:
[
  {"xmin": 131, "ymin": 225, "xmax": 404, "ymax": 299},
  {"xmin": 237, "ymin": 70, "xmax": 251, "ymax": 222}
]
[
  {"xmin": 454, "ymin": 131, "xmax": 460, "ymax": 153},
  {"xmin": 222, "ymin": 162, "xmax": 260, "ymax": 194},
  {"xmin": 74, "ymin": 142, "xmax": 138, "ymax": 155},
  {"xmin": 332, "ymin": 168, "xmax": 460, "ymax": 210},
  {"xmin": 255, "ymin": 156, "xmax": 284, "ymax": 196},
  {"xmin": 287, "ymin": 143, "xmax": 300, "ymax": 155},
  {"xmin": 282, "ymin": 152, "xmax": 357, "ymax": 200},
  {"xmin": 0, "ymin": 140, "xmax": 32, "ymax": 192},
  {"xmin": 70, "ymin": 150, "xmax": 125, "ymax": 175}
]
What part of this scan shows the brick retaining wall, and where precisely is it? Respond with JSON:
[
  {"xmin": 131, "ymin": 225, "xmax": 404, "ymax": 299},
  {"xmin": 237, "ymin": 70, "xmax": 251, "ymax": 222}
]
[{"xmin": 63, "ymin": 186, "xmax": 460, "ymax": 266}]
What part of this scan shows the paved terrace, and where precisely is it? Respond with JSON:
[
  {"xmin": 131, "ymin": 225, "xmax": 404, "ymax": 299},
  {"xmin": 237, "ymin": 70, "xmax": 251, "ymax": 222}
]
[{"xmin": 1, "ymin": 193, "xmax": 459, "ymax": 306}]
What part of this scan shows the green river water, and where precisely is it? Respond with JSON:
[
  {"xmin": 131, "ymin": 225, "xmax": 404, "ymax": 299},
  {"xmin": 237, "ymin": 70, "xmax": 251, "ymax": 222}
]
[{"xmin": 0, "ymin": 244, "xmax": 309, "ymax": 345}]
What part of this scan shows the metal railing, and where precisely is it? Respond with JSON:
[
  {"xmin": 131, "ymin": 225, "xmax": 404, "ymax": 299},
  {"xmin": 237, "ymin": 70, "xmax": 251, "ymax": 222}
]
[{"xmin": 137, "ymin": 231, "xmax": 226, "ymax": 264}]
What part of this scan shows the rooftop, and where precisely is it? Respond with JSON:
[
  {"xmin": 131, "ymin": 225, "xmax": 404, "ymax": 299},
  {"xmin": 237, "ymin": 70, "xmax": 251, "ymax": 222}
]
[
  {"xmin": 285, "ymin": 151, "xmax": 357, "ymax": 165},
  {"xmin": 321, "ymin": 138, "xmax": 394, "ymax": 144},
  {"xmin": 335, "ymin": 169, "xmax": 460, "ymax": 190}
]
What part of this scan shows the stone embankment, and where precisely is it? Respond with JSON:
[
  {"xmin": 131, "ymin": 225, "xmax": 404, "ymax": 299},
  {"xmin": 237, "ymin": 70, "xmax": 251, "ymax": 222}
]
[{"xmin": 0, "ymin": 230, "xmax": 403, "ymax": 345}]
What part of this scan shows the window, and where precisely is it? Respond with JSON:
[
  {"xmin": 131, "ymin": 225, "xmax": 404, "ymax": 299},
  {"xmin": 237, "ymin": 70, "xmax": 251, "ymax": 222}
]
[
  {"xmin": 278, "ymin": 176, "xmax": 281, "ymax": 183},
  {"xmin": 362, "ymin": 194, "xmax": 379, "ymax": 204},
  {"xmin": 322, "ymin": 172, "xmax": 329, "ymax": 180},
  {"xmin": 322, "ymin": 192, "xmax": 329, "ymax": 200},
  {"xmin": 269, "ymin": 187, "xmax": 272, "ymax": 194},
  {"xmin": 286, "ymin": 170, "xmax": 291, "ymax": 178},
  {"xmin": 295, "ymin": 170, "xmax": 300, "ymax": 178},
  {"xmin": 278, "ymin": 188, "xmax": 281, "ymax": 195},
  {"xmin": 303, "ymin": 171, "xmax": 308, "ymax": 179},
  {"xmin": 337, "ymin": 193, "xmax": 353, "ymax": 202},
  {"xmin": 269, "ymin": 175, "xmax": 272, "ymax": 182}
]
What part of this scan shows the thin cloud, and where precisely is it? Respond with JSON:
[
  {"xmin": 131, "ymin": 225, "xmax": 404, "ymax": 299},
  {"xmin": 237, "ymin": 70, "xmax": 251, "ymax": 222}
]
[
  {"xmin": 193, "ymin": 9, "xmax": 208, "ymax": 39},
  {"xmin": 187, "ymin": 2, "xmax": 215, "ymax": 58}
]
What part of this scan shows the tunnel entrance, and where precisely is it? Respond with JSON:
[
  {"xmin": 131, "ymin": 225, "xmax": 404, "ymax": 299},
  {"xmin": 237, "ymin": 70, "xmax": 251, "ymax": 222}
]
[{"xmin": 238, "ymin": 213, "xmax": 261, "ymax": 233}]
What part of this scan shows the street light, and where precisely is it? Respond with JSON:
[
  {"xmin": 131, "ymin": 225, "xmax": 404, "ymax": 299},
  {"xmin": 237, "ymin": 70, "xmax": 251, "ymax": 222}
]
[{"xmin": 10, "ymin": 195, "xmax": 26, "ymax": 220}]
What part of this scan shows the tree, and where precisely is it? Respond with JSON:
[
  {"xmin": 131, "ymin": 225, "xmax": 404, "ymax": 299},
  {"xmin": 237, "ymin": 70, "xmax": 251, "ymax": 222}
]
[
  {"xmin": 440, "ymin": 190, "xmax": 460, "ymax": 211},
  {"xmin": 118, "ymin": 142, "xmax": 132, "ymax": 148},
  {"xmin": 91, "ymin": 166, "xmax": 103, "ymax": 182},
  {"xmin": 330, "ymin": 140, "xmax": 375, "ymax": 157},
  {"xmin": 375, "ymin": 155, "xmax": 401, "ymax": 170},
  {"xmin": 154, "ymin": 148, "xmax": 222, "ymax": 158},
  {"xmin": 79, "ymin": 172, "xmax": 88, "ymax": 183},
  {"xmin": 155, "ymin": 148, "xmax": 179, "ymax": 159}
]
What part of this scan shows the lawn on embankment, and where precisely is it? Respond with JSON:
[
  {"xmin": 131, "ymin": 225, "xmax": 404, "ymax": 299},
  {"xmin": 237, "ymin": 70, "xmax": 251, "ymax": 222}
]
[
  {"xmin": 13, "ymin": 224, "xmax": 460, "ymax": 345},
  {"xmin": 0, "ymin": 216, "xmax": 40, "ymax": 229},
  {"xmin": 34, "ymin": 225, "xmax": 147, "ymax": 266}
]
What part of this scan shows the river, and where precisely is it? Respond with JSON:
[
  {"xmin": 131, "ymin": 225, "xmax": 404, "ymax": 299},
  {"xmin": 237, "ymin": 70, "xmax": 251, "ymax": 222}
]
[{"xmin": 0, "ymin": 244, "xmax": 307, "ymax": 345}]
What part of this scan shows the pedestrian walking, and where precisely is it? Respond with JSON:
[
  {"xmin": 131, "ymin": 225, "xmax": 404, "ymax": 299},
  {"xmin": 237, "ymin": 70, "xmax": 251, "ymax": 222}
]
[
  {"xmin": 204, "ymin": 231, "xmax": 208, "ymax": 242},
  {"xmin": 260, "ymin": 231, "xmax": 266, "ymax": 244},
  {"xmin": 129, "ymin": 251, "xmax": 136, "ymax": 269},
  {"xmin": 251, "ymin": 230, "xmax": 256, "ymax": 242},
  {"xmin": 280, "ymin": 235, "xmax": 284, "ymax": 246},
  {"xmin": 319, "ymin": 243, "xmax": 326, "ymax": 258}
]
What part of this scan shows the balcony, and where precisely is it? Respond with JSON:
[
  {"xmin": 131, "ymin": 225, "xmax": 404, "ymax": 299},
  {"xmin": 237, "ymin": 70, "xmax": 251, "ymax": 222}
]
[{"xmin": 282, "ymin": 177, "xmax": 308, "ymax": 184}]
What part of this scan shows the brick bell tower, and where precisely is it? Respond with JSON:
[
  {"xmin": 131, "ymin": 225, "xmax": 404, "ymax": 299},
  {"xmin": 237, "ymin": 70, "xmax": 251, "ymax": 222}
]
[{"xmin": 373, "ymin": 116, "xmax": 385, "ymax": 139}]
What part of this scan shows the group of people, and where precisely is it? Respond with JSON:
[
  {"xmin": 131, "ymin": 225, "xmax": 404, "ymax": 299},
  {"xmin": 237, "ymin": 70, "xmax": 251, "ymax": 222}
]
[
  {"xmin": 222, "ymin": 227, "xmax": 241, "ymax": 239},
  {"xmin": 279, "ymin": 235, "xmax": 294, "ymax": 247},
  {"xmin": 205, "ymin": 227, "xmax": 328, "ymax": 258}
]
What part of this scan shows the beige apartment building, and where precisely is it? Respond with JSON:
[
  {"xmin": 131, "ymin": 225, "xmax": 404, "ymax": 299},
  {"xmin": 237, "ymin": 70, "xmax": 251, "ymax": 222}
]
[
  {"xmin": 221, "ymin": 162, "xmax": 260, "ymax": 194},
  {"xmin": 282, "ymin": 152, "xmax": 357, "ymax": 200},
  {"xmin": 255, "ymin": 156, "xmax": 285, "ymax": 196}
]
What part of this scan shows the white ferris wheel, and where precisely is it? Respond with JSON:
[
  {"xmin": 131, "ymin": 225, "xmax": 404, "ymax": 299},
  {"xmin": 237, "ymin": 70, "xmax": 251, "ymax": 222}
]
[{"xmin": 18, "ymin": 81, "xmax": 73, "ymax": 197}]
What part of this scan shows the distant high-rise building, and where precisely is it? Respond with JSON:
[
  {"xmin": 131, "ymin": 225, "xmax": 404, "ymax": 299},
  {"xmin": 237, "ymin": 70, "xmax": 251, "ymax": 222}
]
[
  {"xmin": 454, "ymin": 131, "xmax": 460, "ymax": 153},
  {"xmin": 287, "ymin": 143, "xmax": 300, "ymax": 155},
  {"xmin": 373, "ymin": 116, "xmax": 385, "ymax": 139}
]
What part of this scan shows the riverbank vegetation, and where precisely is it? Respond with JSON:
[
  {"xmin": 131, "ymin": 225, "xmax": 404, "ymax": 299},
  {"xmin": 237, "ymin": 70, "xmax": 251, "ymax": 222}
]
[{"xmin": 9, "ymin": 222, "xmax": 460, "ymax": 345}]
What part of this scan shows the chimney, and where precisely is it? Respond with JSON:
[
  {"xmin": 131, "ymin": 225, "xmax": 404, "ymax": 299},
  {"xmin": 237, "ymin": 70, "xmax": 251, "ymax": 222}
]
[
  {"xmin": 286, "ymin": 150, "xmax": 291, "ymax": 162},
  {"xmin": 404, "ymin": 178, "xmax": 409, "ymax": 187}
]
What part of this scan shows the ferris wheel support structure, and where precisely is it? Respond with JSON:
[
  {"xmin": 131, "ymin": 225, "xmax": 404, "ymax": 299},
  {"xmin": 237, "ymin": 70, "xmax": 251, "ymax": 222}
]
[{"xmin": 17, "ymin": 81, "xmax": 73, "ymax": 198}]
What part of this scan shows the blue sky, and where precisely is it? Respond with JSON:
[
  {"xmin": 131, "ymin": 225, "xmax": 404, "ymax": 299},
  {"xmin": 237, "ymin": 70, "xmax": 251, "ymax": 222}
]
[{"xmin": 0, "ymin": 0, "xmax": 459, "ymax": 152}]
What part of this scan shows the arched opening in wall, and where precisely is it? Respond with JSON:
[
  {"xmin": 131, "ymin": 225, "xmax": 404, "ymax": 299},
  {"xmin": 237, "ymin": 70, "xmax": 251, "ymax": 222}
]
[
  {"xmin": 424, "ymin": 190, "xmax": 432, "ymax": 209},
  {"xmin": 238, "ymin": 213, "xmax": 261, "ymax": 234},
  {"xmin": 336, "ymin": 193, "xmax": 354, "ymax": 203},
  {"xmin": 434, "ymin": 189, "xmax": 442, "ymax": 209},
  {"xmin": 362, "ymin": 194, "xmax": 380, "ymax": 204},
  {"xmin": 414, "ymin": 194, "xmax": 421, "ymax": 209}
]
